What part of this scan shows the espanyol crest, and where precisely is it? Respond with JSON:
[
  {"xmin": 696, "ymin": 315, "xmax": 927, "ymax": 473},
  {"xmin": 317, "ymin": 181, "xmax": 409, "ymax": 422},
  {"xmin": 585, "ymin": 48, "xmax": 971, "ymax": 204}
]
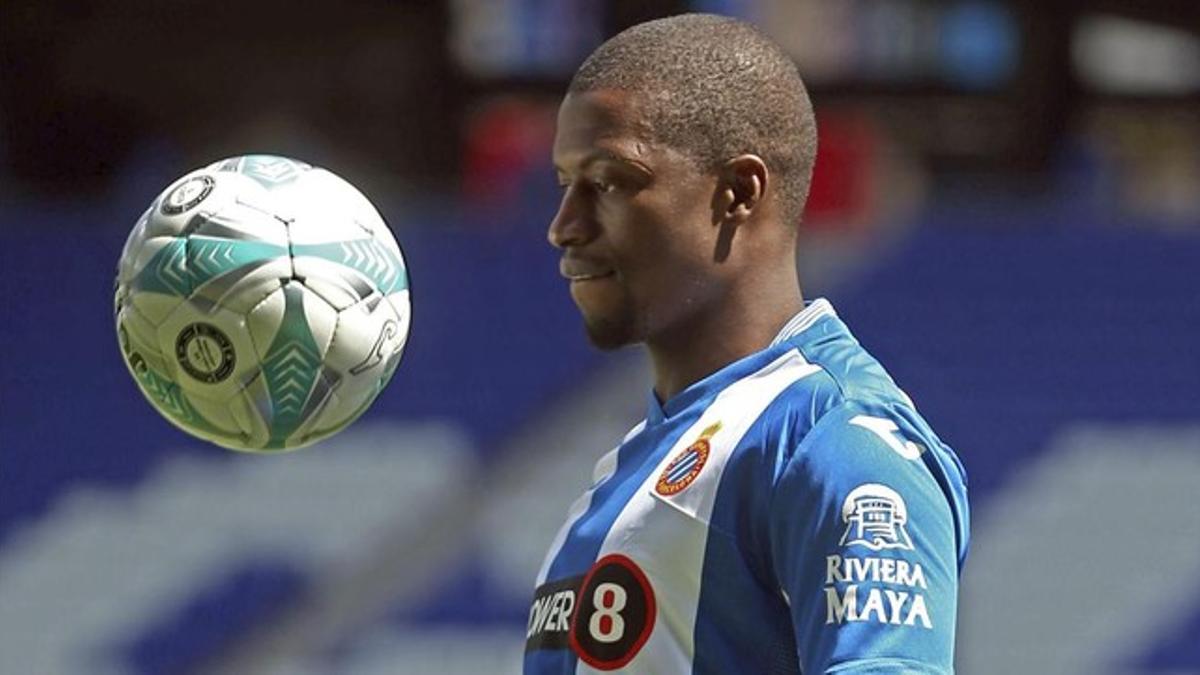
[{"xmin": 655, "ymin": 421, "xmax": 722, "ymax": 497}]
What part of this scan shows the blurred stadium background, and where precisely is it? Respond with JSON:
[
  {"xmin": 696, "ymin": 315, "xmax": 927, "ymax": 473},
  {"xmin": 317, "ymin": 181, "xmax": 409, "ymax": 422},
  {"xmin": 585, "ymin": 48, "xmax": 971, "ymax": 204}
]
[{"xmin": 1, "ymin": 0, "xmax": 1198, "ymax": 673}]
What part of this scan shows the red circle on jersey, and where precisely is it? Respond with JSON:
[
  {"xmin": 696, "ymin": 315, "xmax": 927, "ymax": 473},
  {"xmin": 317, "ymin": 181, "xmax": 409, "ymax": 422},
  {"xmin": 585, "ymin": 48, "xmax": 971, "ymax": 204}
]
[
  {"xmin": 655, "ymin": 439, "xmax": 710, "ymax": 496},
  {"xmin": 569, "ymin": 553, "xmax": 657, "ymax": 670}
]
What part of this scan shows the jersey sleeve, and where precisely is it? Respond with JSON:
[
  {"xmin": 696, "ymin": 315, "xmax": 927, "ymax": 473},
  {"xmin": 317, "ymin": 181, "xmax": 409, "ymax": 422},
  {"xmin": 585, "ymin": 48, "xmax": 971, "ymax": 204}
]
[{"xmin": 767, "ymin": 403, "xmax": 963, "ymax": 674}]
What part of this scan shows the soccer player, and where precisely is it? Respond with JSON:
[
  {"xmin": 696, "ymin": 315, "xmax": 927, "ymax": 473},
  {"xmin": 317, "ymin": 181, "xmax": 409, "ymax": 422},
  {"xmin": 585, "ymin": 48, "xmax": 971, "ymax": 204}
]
[{"xmin": 525, "ymin": 14, "xmax": 969, "ymax": 675}]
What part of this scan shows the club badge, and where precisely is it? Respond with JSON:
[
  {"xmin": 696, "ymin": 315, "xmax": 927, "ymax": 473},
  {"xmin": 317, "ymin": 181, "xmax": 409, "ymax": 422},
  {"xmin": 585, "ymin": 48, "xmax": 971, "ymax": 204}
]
[{"xmin": 655, "ymin": 421, "xmax": 722, "ymax": 497}]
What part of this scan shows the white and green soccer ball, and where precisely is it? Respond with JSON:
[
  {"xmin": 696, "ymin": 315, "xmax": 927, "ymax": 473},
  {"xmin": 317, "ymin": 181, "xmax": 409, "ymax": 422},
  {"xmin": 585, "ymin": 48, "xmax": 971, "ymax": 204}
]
[{"xmin": 114, "ymin": 155, "xmax": 411, "ymax": 452}]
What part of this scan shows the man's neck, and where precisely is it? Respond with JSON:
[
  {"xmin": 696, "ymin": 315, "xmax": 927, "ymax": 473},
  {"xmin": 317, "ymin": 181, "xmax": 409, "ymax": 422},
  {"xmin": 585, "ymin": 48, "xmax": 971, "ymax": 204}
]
[{"xmin": 646, "ymin": 278, "xmax": 803, "ymax": 404}]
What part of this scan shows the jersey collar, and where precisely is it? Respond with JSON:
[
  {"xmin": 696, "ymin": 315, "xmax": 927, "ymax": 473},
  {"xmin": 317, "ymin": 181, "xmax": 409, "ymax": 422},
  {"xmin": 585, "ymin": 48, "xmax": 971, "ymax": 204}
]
[
  {"xmin": 645, "ymin": 298, "xmax": 838, "ymax": 425},
  {"xmin": 770, "ymin": 298, "xmax": 837, "ymax": 346}
]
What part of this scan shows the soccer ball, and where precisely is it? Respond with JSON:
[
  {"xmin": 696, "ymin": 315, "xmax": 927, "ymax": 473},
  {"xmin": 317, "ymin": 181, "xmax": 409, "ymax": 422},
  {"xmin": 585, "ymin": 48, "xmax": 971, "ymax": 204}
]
[{"xmin": 114, "ymin": 155, "xmax": 411, "ymax": 452}]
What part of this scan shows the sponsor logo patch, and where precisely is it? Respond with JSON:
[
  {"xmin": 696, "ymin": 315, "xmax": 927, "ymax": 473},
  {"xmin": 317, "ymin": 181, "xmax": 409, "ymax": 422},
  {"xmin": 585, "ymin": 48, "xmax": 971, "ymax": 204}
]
[
  {"xmin": 655, "ymin": 421, "xmax": 722, "ymax": 496},
  {"xmin": 822, "ymin": 483, "xmax": 932, "ymax": 629},
  {"xmin": 526, "ymin": 574, "xmax": 584, "ymax": 651},
  {"xmin": 823, "ymin": 553, "xmax": 933, "ymax": 629},
  {"xmin": 569, "ymin": 554, "xmax": 656, "ymax": 670},
  {"xmin": 839, "ymin": 483, "xmax": 913, "ymax": 551},
  {"xmin": 526, "ymin": 554, "xmax": 657, "ymax": 670}
]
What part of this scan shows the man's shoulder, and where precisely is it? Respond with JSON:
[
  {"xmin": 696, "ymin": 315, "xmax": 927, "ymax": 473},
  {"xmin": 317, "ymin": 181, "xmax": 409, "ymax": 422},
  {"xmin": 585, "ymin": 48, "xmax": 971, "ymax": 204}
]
[
  {"xmin": 748, "ymin": 346, "xmax": 945, "ymax": 485},
  {"xmin": 760, "ymin": 385, "xmax": 908, "ymax": 461},
  {"xmin": 711, "ymin": 317, "xmax": 948, "ymax": 485},
  {"xmin": 755, "ymin": 363, "xmax": 843, "ymax": 439},
  {"xmin": 747, "ymin": 341, "xmax": 915, "ymax": 446}
]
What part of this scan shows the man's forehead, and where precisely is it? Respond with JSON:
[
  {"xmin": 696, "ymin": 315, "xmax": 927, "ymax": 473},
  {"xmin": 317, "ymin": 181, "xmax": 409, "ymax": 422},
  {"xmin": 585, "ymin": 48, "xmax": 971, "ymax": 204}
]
[{"xmin": 553, "ymin": 90, "xmax": 654, "ymax": 165}]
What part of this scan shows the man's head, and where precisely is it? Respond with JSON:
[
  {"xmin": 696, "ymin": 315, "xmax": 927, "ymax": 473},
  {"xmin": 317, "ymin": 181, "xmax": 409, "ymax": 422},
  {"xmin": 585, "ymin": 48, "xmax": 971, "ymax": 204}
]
[{"xmin": 548, "ymin": 14, "xmax": 816, "ymax": 350}]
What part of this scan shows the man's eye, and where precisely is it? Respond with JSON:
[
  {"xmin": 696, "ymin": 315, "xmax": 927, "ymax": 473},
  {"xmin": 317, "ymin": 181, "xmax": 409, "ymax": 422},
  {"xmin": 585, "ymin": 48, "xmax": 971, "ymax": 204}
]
[{"xmin": 556, "ymin": 178, "xmax": 614, "ymax": 194}]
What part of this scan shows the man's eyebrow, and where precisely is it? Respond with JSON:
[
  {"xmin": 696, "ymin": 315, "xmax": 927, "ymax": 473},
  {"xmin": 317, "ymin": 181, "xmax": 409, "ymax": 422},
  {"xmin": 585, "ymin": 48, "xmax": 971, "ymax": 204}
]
[{"xmin": 554, "ymin": 150, "xmax": 651, "ymax": 175}]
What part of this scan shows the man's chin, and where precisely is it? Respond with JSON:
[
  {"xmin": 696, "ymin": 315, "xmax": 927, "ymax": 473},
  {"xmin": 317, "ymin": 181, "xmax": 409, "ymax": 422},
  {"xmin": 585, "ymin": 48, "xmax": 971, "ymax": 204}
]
[{"xmin": 581, "ymin": 316, "xmax": 638, "ymax": 351}]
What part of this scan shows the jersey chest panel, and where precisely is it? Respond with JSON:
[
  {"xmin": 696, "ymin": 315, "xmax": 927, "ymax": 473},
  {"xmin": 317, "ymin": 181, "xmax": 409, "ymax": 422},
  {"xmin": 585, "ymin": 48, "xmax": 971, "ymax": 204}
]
[{"xmin": 527, "ymin": 351, "xmax": 823, "ymax": 673}]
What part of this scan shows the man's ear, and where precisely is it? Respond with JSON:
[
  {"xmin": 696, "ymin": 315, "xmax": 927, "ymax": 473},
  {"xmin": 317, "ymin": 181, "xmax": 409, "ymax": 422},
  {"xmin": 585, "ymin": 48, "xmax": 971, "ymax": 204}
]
[
  {"xmin": 719, "ymin": 154, "xmax": 768, "ymax": 223},
  {"xmin": 711, "ymin": 154, "xmax": 768, "ymax": 263}
]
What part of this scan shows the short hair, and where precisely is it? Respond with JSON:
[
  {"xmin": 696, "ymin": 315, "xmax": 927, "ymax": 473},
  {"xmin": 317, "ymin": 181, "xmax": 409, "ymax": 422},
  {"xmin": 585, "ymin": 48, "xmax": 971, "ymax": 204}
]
[{"xmin": 569, "ymin": 13, "xmax": 817, "ymax": 225}]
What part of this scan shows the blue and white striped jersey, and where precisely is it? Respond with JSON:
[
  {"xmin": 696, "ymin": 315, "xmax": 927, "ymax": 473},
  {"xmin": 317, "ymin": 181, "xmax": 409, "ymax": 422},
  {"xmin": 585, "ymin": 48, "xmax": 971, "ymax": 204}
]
[{"xmin": 524, "ymin": 299, "xmax": 970, "ymax": 674}]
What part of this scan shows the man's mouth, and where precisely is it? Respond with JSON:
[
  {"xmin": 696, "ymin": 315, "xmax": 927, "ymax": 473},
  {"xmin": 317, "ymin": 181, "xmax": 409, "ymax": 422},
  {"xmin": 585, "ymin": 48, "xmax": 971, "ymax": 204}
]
[
  {"xmin": 567, "ymin": 271, "xmax": 615, "ymax": 282},
  {"xmin": 561, "ymin": 258, "xmax": 615, "ymax": 282}
]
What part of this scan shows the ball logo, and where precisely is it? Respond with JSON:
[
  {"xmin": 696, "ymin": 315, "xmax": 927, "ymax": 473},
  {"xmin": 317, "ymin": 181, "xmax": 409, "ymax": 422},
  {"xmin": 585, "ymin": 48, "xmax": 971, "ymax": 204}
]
[
  {"xmin": 161, "ymin": 175, "xmax": 215, "ymax": 215},
  {"xmin": 175, "ymin": 323, "xmax": 236, "ymax": 384},
  {"xmin": 349, "ymin": 320, "xmax": 403, "ymax": 375},
  {"xmin": 569, "ymin": 554, "xmax": 656, "ymax": 670},
  {"xmin": 839, "ymin": 483, "xmax": 913, "ymax": 551},
  {"xmin": 655, "ymin": 421, "xmax": 722, "ymax": 497}
]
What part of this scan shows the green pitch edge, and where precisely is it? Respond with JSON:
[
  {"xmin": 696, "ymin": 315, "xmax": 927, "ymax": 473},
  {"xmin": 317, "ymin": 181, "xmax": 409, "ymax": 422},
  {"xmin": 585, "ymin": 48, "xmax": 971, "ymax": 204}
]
[
  {"xmin": 292, "ymin": 240, "xmax": 408, "ymax": 295},
  {"xmin": 133, "ymin": 237, "xmax": 288, "ymax": 298},
  {"xmin": 261, "ymin": 284, "xmax": 322, "ymax": 449}
]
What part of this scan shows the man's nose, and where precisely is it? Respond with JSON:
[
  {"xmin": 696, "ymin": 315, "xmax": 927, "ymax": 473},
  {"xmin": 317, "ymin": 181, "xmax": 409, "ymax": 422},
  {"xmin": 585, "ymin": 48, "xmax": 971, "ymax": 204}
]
[{"xmin": 547, "ymin": 186, "xmax": 596, "ymax": 249}]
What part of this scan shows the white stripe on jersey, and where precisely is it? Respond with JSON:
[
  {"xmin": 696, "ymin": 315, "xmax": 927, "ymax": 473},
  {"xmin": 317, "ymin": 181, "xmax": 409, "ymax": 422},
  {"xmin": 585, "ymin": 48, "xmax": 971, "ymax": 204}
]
[
  {"xmin": 576, "ymin": 349, "xmax": 823, "ymax": 674},
  {"xmin": 535, "ymin": 421, "xmax": 646, "ymax": 586}
]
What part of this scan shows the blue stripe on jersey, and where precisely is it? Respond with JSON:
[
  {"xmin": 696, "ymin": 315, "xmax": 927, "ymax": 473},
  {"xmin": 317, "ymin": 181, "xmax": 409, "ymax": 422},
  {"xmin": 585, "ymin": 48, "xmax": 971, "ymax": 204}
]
[
  {"xmin": 692, "ymin": 378, "xmax": 828, "ymax": 674},
  {"xmin": 524, "ymin": 638, "xmax": 576, "ymax": 673}
]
